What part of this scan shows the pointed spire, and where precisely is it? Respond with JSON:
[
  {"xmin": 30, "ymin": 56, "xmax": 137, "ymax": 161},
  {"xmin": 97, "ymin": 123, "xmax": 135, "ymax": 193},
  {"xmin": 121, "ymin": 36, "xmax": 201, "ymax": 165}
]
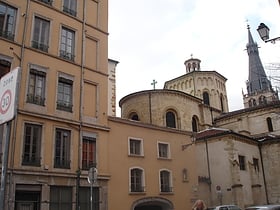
[{"xmin": 246, "ymin": 25, "xmax": 272, "ymax": 95}]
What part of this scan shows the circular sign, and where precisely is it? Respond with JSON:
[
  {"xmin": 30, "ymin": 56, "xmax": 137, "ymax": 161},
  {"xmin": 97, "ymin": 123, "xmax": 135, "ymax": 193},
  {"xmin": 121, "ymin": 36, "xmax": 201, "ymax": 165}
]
[
  {"xmin": 0, "ymin": 89, "xmax": 12, "ymax": 114},
  {"xmin": 216, "ymin": 185, "xmax": 221, "ymax": 191}
]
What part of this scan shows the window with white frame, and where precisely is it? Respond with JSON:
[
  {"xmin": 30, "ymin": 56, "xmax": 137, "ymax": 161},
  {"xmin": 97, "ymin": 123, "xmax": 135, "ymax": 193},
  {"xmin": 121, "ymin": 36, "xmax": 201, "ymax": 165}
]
[
  {"xmin": 130, "ymin": 168, "xmax": 145, "ymax": 192},
  {"xmin": 32, "ymin": 16, "xmax": 50, "ymax": 52},
  {"xmin": 160, "ymin": 169, "xmax": 172, "ymax": 192},
  {"xmin": 158, "ymin": 142, "xmax": 170, "ymax": 159},
  {"xmin": 60, "ymin": 26, "xmax": 75, "ymax": 61},
  {"xmin": 129, "ymin": 138, "xmax": 143, "ymax": 156},
  {"xmin": 0, "ymin": 2, "xmax": 17, "ymax": 40},
  {"xmin": 57, "ymin": 76, "xmax": 73, "ymax": 112},
  {"xmin": 63, "ymin": 0, "xmax": 77, "ymax": 16},
  {"xmin": 27, "ymin": 66, "xmax": 46, "ymax": 106},
  {"xmin": 54, "ymin": 128, "xmax": 71, "ymax": 169}
]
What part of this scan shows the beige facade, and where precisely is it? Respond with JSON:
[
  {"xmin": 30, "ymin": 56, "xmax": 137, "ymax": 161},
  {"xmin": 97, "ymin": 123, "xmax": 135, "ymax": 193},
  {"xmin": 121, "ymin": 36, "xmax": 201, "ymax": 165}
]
[
  {"xmin": 195, "ymin": 129, "xmax": 267, "ymax": 208},
  {"xmin": 108, "ymin": 117, "xmax": 198, "ymax": 210},
  {"xmin": 0, "ymin": 0, "xmax": 109, "ymax": 209}
]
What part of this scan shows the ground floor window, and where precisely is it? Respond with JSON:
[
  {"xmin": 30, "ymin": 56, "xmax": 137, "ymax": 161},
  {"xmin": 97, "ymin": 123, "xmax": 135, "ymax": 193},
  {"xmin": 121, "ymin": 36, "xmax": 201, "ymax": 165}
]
[
  {"xmin": 15, "ymin": 185, "xmax": 41, "ymax": 210},
  {"xmin": 79, "ymin": 187, "xmax": 99, "ymax": 210},
  {"xmin": 50, "ymin": 186, "xmax": 72, "ymax": 210}
]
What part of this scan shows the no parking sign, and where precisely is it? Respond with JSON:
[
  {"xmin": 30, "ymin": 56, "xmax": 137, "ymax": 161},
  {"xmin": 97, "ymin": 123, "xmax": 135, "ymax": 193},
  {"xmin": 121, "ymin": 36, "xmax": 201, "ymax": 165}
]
[{"xmin": 0, "ymin": 67, "xmax": 20, "ymax": 124}]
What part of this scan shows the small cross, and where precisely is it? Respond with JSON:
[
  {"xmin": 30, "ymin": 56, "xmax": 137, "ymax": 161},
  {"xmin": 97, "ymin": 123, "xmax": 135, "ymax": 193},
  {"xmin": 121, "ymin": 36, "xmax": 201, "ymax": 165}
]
[{"xmin": 151, "ymin": 79, "xmax": 157, "ymax": 90}]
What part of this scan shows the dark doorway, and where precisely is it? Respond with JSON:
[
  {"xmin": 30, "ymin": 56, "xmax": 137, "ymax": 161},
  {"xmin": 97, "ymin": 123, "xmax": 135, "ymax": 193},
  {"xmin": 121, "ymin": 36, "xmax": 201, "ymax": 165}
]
[
  {"xmin": 135, "ymin": 205, "xmax": 162, "ymax": 210},
  {"xmin": 15, "ymin": 191, "xmax": 41, "ymax": 210}
]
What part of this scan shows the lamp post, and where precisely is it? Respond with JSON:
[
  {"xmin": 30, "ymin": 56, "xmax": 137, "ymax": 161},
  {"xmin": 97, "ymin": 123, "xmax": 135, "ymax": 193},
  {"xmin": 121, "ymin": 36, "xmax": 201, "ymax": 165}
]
[{"xmin": 257, "ymin": 23, "xmax": 280, "ymax": 43}]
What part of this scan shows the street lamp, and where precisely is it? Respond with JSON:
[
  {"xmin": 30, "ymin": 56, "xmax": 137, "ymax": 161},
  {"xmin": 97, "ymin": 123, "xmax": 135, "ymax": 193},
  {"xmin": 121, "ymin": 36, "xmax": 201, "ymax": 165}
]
[{"xmin": 257, "ymin": 23, "xmax": 280, "ymax": 43}]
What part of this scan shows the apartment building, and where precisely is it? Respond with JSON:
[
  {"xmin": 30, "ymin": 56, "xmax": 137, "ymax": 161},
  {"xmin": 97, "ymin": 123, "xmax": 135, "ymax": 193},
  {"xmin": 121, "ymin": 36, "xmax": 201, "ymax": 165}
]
[{"xmin": 0, "ymin": 0, "xmax": 109, "ymax": 209}]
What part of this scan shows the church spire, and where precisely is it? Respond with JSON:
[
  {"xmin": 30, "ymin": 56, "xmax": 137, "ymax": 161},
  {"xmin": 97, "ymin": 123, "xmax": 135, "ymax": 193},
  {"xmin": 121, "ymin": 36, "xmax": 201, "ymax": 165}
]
[
  {"xmin": 246, "ymin": 25, "xmax": 272, "ymax": 95},
  {"xmin": 243, "ymin": 25, "xmax": 278, "ymax": 108}
]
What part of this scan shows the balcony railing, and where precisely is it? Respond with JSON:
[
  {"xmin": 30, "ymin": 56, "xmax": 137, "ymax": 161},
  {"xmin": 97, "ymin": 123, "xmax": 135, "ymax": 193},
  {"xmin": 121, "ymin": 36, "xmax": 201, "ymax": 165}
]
[
  {"xmin": 22, "ymin": 156, "xmax": 41, "ymax": 166},
  {"xmin": 59, "ymin": 50, "xmax": 75, "ymax": 61},
  {"xmin": 57, "ymin": 101, "xmax": 73, "ymax": 112},
  {"xmin": 63, "ymin": 6, "xmax": 77, "ymax": 17},
  {"xmin": 82, "ymin": 160, "xmax": 96, "ymax": 170},
  {"xmin": 39, "ymin": 0, "xmax": 53, "ymax": 6},
  {"xmin": 161, "ymin": 186, "xmax": 173, "ymax": 193},
  {"xmin": 131, "ymin": 185, "xmax": 145, "ymax": 193},
  {"xmin": 0, "ymin": 30, "xmax": 15, "ymax": 41},
  {"xmin": 54, "ymin": 158, "xmax": 70, "ymax": 169},
  {"xmin": 27, "ymin": 94, "xmax": 45, "ymax": 106},
  {"xmin": 32, "ymin": 41, "xmax": 49, "ymax": 52}
]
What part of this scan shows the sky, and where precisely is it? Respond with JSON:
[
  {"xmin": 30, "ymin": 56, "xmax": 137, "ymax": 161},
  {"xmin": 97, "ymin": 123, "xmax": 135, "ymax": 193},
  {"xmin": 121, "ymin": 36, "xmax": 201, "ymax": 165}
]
[{"xmin": 108, "ymin": 0, "xmax": 280, "ymax": 116}]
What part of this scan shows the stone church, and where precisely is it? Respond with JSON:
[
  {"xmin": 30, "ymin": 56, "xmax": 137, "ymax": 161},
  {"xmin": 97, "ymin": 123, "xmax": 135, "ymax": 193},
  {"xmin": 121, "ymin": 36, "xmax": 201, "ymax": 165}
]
[{"xmin": 115, "ymin": 26, "xmax": 280, "ymax": 207}]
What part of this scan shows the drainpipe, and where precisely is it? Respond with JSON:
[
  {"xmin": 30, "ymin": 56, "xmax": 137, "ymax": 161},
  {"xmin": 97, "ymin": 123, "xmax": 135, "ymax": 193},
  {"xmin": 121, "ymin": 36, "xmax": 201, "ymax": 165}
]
[
  {"xmin": 258, "ymin": 142, "xmax": 269, "ymax": 204},
  {"xmin": 7, "ymin": 1, "xmax": 30, "ymax": 209},
  {"xmin": 76, "ymin": 0, "xmax": 86, "ymax": 209},
  {"xmin": 205, "ymin": 139, "xmax": 212, "ymax": 193}
]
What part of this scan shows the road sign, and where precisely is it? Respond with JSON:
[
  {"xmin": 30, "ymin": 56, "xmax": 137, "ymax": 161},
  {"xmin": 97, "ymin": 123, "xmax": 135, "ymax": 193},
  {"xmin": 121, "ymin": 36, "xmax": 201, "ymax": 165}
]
[
  {"xmin": 88, "ymin": 167, "xmax": 98, "ymax": 184},
  {"xmin": 0, "ymin": 67, "xmax": 20, "ymax": 124}
]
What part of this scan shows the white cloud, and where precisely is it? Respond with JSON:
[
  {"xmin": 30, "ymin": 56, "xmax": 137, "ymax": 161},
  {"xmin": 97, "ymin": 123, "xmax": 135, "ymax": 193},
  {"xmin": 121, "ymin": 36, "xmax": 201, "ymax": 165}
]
[{"xmin": 109, "ymin": 0, "xmax": 280, "ymax": 115}]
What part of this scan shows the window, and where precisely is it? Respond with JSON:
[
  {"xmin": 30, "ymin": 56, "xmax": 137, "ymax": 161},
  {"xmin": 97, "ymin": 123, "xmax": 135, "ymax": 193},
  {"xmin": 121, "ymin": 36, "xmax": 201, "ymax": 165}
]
[
  {"xmin": 0, "ymin": 2, "xmax": 17, "ymax": 40},
  {"xmin": 0, "ymin": 58, "xmax": 11, "ymax": 79},
  {"xmin": 220, "ymin": 94, "xmax": 224, "ymax": 112},
  {"xmin": 32, "ymin": 17, "xmax": 50, "ymax": 52},
  {"xmin": 82, "ymin": 136, "xmax": 96, "ymax": 170},
  {"xmin": 192, "ymin": 116, "xmax": 198, "ymax": 132},
  {"xmin": 130, "ymin": 168, "xmax": 144, "ymax": 192},
  {"xmin": 253, "ymin": 158, "xmax": 259, "ymax": 172},
  {"xmin": 166, "ymin": 111, "xmax": 176, "ymax": 128},
  {"xmin": 203, "ymin": 91, "xmax": 210, "ymax": 105},
  {"xmin": 63, "ymin": 0, "xmax": 77, "ymax": 16},
  {"xmin": 249, "ymin": 98, "xmax": 257, "ymax": 107},
  {"xmin": 60, "ymin": 27, "xmax": 75, "ymax": 61},
  {"xmin": 266, "ymin": 117, "xmax": 273, "ymax": 132},
  {"xmin": 158, "ymin": 142, "xmax": 169, "ymax": 159},
  {"xmin": 54, "ymin": 128, "xmax": 71, "ymax": 169},
  {"xmin": 129, "ymin": 112, "xmax": 139, "ymax": 121},
  {"xmin": 129, "ymin": 138, "xmax": 143, "ymax": 156},
  {"xmin": 259, "ymin": 95, "xmax": 267, "ymax": 105},
  {"xmin": 160, "ymin": 170, "xmax": 172, "ymax": 192},
  {"xmin": 22, "ymin": 123, "xmax": 42, "ymax": 166},
  {"xmin": 50, "ymin": 186, "xmax": 72, "ymax": 210},
  {"xmin": 57, "ymin": 76, "xmax": 73, "ymax": 112},
  {"xmin": 39, "ymin": 0, "xmax": 53, "ymax": 6},
  {"xmin": 27, "ymin": 68, "xmax": 46, "ymax": 106},
  {"xmin": 79, "ymin": 187, "xmax": 99, "ymax": 210},
  {"xmin": 238, "ymin": 155, "xmax": 246, "ymax": 171}
]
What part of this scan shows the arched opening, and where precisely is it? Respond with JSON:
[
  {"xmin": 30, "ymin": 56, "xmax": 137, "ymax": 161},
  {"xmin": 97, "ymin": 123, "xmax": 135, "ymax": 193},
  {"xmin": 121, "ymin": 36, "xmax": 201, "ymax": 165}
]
[
  {"xmin": 132, "ymin": 197, "xmax": 174, "ymax": 210},
  {"xmin": 129, "ymin": 112, "xmax": 139, "ymax": 121},
  {"xmin": 166, "ymin": 111, "xmax": 176, "ymax": 128},
  {"xmin": 202, "ymin": 91, "xmax": 210, "ymax": 105},
  {"xmin": 192, "ymin": 116, "xmax": 199, "ymax": 132},
  {"xmin": 266, "ymin": 117, "xmax": 273, "ymax": 132},
  {"xmin": 220, "ymin": 94, "xmax": 224, "ymax": 112}
]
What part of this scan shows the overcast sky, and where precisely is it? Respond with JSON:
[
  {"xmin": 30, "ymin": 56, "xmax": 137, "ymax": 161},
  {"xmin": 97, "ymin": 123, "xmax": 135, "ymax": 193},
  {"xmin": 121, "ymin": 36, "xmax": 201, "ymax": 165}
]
[{"xmin": 108, "ymin": 0, "xmax": 280, "ymax": 116}]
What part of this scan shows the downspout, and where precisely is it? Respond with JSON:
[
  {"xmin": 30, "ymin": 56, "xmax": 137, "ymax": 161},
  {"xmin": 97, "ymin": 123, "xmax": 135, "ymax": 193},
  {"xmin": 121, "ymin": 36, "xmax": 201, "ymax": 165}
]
[
  {"xmin": 76, "ymin": 0, "xmax": 86, "ymax": 209},
  {"xmin": 9, "ymin": 1, "xmax": 30, "ymax": 209},
  {"xmin": 205, "ymin": 139, "xmax": 212, "ymax": 191},
  {"xmin": 258, "ymin": 142, "xmax": 269, "ymax": 204}
]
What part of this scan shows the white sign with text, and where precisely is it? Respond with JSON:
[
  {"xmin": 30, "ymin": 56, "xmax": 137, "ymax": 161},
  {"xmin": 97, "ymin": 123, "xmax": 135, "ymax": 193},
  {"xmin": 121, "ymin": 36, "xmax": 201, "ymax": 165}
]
[{"xmin": 0, "ymin": 67, "xmax": 20, "ymax": 124}]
